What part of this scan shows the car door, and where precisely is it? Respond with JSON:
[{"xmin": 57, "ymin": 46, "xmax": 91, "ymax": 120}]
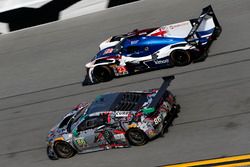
[{"xmin": 73, "ymin": 117, "xmax": 105, "ymax": 151}]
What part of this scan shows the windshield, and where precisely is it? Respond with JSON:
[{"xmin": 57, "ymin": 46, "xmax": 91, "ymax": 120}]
[
  {"xmin": 112, "ymin": 38, "xmax": 125, "ymax": 53},
  {"xmin": 66, "ymin": 93, "xmax": 124, "ymax": 132},
  {"xmin": 58, "ymin": 115, "xmax": 74, "ymax": 129},
  {"xmin": 95, "ymin": 38, "xmax": 126, "ymax": 59},
  {"xmin": 66, "ymin": 108, "xmax": 87, "ymax": 132}
]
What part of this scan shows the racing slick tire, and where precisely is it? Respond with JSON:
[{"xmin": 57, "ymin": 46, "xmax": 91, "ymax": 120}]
[
  {"xmin": 212, "ymin": 26, "xmax": 222, "ymax": 40},
  {"xmin": 160, "ymin": 104, "xmax": 181, "ymax": 137},
  {"xmin": 47, "ymin": 146, "xmax": 58, "ymax": 160},
  {"xmin": 170, "ymin": 49, "xmax": 191, "ymax": 66},
  {"xmin": 93, "ymin": 66, "xmax": 114, "ymax": 82},
  {"xmin": 54, "ymin": 141, "xmax": 76, "ymax": 159},
  {"xmin": 126, "ymin": 128, "xmax": 148, "ymax": 146}
]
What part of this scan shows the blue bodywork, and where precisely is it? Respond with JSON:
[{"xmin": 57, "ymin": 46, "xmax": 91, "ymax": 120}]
[
  {"xmin": 96, "ymin": 36, "xmax": 187, "ymax": 59},
  {"xmin": 95, "ymin": 27, "xmax": 214, "ymax": 60},
  {"xmin": 82, "ymin": 5, "xmax": 221, "ymax": 85}
]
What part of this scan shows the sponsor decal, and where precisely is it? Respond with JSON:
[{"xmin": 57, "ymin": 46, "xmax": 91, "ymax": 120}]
[
  {"xmin": 74, "ymin": 138, "xmax": 87, "ymax": 147},
  {"xmin": 154, "ymin": 114, "xmax": 162, "ymax": 125},
  {"xmin": 128, "ymin": 123, "xmax": 137, "ymax": 128},
  {"xmin": 115, "ymin": 111, "xmax": 130, "ymax": 117},
  {"xmin": 150, "ymin": 28, "xmax": 167, "ymax": 37},
  {"xmin": 131, "ymin": 40, "xmax": 139, "ymax": 45},
  {"xmin": 169, "ymin": 22, "xmax": 189, "ymax": 29},
  {"xmin": 154, "ymin": 59, "xmax": 169, "ymax": 64},
  {"xmin": 113, "ymin": 134, "xmax": 125, "ymax": 140},
  {"xmin": 147, "ymin": 129, "xmax": 156, "ymax": 137},
  {"xmin": 115, "ymin": 66, "xmax": 128, "ymax": 75},
  {"xmin": 138, "ymin": 122, "xmax": 149, "ymax": 131},
  {"xmin": 163, "ymin": 101, "xmax": 171, "ymax": 111},
  {"xmin": 104, "ymin": 48, "xmax": 114, "ymax": 54}
]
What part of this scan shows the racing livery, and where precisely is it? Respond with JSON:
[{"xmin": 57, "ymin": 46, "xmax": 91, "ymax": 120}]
[
  {"xmin": 47, "ymin": 76, "xmax": 180, "ymax": 159},
  {"xmin": 83, "ymin": 5, "xmax": 221, "ymax": 84}
]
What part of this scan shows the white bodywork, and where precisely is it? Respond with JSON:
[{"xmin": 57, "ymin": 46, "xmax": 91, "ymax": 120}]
[
  {"xmin": 99, "ymin": 37, "xmax": 121, "ymax": 50},
  {"xmin": 85, "ymin": 6, "xmax": 219, "ymax": 83},
  {"xmin": 148, "ymin": 21, "xmax": 192, "ymax": 38}
]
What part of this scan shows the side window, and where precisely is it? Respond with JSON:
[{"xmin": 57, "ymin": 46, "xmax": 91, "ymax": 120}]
[
  {"xmin": 77, "ymin": 117, "xmax": 104, "ymax": 131},
  {"xmin": 58, "ymin": 115, "xmax": 73, "ymax": 128},
  {"xmin": 77, "ymin": 121, "xmax": 87, "ymax": 132}
]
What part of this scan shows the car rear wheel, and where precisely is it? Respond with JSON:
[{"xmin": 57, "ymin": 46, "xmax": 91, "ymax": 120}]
[
  {"xmin": 93, "ymin": 66, "xmax": 113, "ymax": 82},
  {"xmin": 54, "ymin": 141, "xmax": 75, "ymax": 159},
  {"xmin": 126, "ymin": 128, "xmax": 148, "ymax": 146},
  {"xmin": 212, "ymin": 26, "xmax": 222, "ymax": 40},
  {"xmin": 170, "ymin": 50, "xmax": 191, "ymax": 66}
]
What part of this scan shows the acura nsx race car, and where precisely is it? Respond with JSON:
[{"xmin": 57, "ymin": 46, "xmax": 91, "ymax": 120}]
[
  {"xmin": 83, "ymin": 5, "xmax": 221, "ymax": 85},
  {"xmin": 47, "ymin": 76, "xmax": 180, "ymax": 160}
]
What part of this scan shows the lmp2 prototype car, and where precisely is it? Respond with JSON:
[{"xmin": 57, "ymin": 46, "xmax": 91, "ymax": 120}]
[
  {"xmin": 82, "ymin": 5, "xmax": 221, "ymax": 85},
  {"xmin": 47, "ymin": 76, "xmax": 180, "ymax": 160}
]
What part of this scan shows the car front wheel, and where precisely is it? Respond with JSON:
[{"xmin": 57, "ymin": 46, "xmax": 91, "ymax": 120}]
[
  {"xmin": 93, "ymin": 66, "xmax": 114, "ymax": 82},
  {"xmin": 54, "ymin": 141, "xmax": 75, "ymax": 159}
]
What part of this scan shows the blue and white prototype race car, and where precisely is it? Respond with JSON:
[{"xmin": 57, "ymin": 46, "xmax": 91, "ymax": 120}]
[
  {"xmin": 47, "ymin": 76, "xmax": 180, "ymax": 159},
  {"xmin": 83, "ymin": 5, "xmax": 221, "ymax": 85}
]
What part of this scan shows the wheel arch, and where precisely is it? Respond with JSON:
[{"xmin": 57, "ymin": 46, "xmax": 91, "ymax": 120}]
[
  {"xmin": 92, "ymin": 65, "xmax": 115, "ymax": 82},
  {"xmin": 170, "ymin": 49, "xmax": 192, "ymax": 66},
  {"xmin": 53, "ymin": 140, "xmax": 76, "ymax": 159},
  {"xmin": 125, "ymin": 127, "xmax": 149, "ymax": 146}
]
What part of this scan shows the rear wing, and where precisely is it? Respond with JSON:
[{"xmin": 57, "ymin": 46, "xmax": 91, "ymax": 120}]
[
  {"xmin": 142, "ymin": 76, "xmax": 174, "ymax": 114},
  {"xmin": 147, "ymin": 76, "xmax": 174, "ymax": 109},
  {"xmin": 186, "ymin": 5, "xmax": 222, "ymax": 44}
]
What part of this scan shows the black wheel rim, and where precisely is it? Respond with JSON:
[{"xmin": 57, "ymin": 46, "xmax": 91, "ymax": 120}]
[
  {"xmin": 94, "ymin": 67, "xmax": 110, "ymax": 82},
  {"xmin": 174, "ymin": 53, "xmax": 189, "ymax": 65},
  {"xmin": 55, "ymin": 143, "xmax": 72, "ymax": 157},
  {"xmin": 129, "ymin": 130, "xmax": 145, "ymax": 143}
]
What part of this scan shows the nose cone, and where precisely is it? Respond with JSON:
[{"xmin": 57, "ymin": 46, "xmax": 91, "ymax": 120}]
[{"xmin": 95, "ymin": 47, "xmax": 117, "ymax": 59}]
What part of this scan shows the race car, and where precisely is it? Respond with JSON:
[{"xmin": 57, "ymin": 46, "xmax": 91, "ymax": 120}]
[
  {"xmin": 82, "ymin": 5, "xmax": 221, "ymax": 85},
  {"xmin": 47, "ymin": 76, "xmax": 180, "ymax": 160}
]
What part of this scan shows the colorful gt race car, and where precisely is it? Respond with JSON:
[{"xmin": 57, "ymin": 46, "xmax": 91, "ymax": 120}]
[
  {"xmin": 82, "ymin": 5, "xmax": 221, "ymax": 85},
  {"xmin": 47, "ymin": 76, "xmax": 180, "ymax": 160}
]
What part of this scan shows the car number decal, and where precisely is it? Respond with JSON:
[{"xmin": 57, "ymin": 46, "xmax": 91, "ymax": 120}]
[
  {"xmin": 154, "ymin": 114, "xmax": 162, "ymax": 125},
  {"xmin": 75, "ymin": 138, "xmax": 87, "ymax": 147}
]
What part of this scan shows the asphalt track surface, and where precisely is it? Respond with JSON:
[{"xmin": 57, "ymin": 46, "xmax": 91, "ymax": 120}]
[{"xmin": 0, "ymin": 0, "xmax": 250, "ymax": 166}]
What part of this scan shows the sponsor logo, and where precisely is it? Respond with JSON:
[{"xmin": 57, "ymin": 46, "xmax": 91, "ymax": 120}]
[
  {"xmin": 169, "ymin": 21, "xmax": 189, "ymax": 29},
  {"xmin": 74, "ymin": 138, "xmax": 87, "ymax": 147},
  {"xmin": 115, "ymin": 66, "xmax": 128, "ymax": 76},
  {"xmin": 131, "ymin": 40, "xmax": 139, "ymax": 44},
  {"xmin": 104, "ymin": 48, "xmax": 114, "ymax": 54},
  {"xmin": 115, "ymin": 111, "xmax": 130, "ymax": 117},
  {"xmin": 150, "ymin": 28, "xmax": 167, "ymax": 37},
  {"xmin": 113, "ymin": 134, "xmax": 125, "ymax": 140},
  {"xmin": 154, "ymin": 59, "xmax": 169, "ymax": 64},
  {"xmin": 128, "ymin": 123, "xmax": 137, "ymax": 128}
]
